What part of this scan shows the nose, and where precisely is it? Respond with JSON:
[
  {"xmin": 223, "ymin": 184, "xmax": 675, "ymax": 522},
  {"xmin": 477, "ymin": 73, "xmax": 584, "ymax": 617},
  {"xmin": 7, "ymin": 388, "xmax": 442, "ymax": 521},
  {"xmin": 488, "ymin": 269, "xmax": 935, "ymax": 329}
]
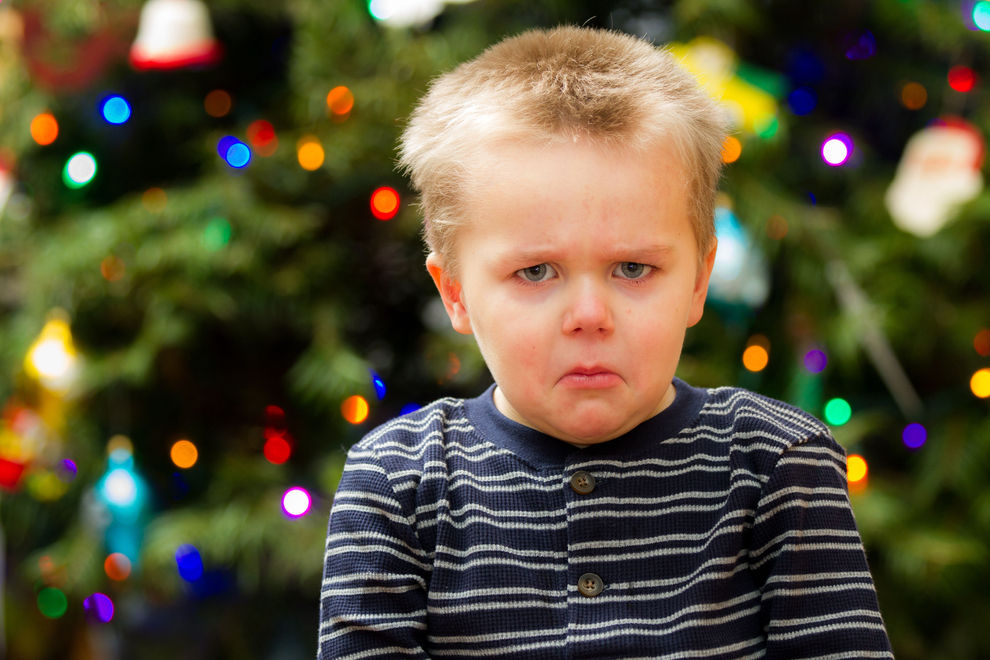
[{"xmin": 561, "ymin": 278, "xmax": 614, "ymax": 336}]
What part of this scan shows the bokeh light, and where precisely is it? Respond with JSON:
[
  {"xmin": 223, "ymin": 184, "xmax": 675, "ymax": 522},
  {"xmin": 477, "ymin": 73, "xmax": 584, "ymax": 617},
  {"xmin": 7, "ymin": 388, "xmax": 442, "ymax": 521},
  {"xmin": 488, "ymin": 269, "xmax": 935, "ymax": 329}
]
[
  {"xmin": 297, "ymin": 136, "xmax": 325, "ymax": 171},
  {"xmin": 30, "ymin": 112, "xmax": 59, "ymax": 145},
  {"xmin": 766, "ymin": 214, "xmax": 788, "ymax": 240},
  {"xmin": 341, "ymin": 395, "xmax": 370, "ymax": 424},
  {"xmin": 37, "ymin": 587, "xmax": 68, "ymax": 619},
  {"xmin": 400, "ymin": 403, "xmax": 421, "ymax": 416},
  {"xmin": 370, "ymin": 186, "xmax": 400, "ymax": 220},
  {"xmin": 264, "ymin": 404, "xmax": 292, "ymax": 464},
  {"xmin": 948, "ymin": 65, "xmax": 977, "ymax": 92},
  {"xmin": 742, "ymin": 345, "xmax": 769, "ymax": 372},
  {"xmin": 175, "ymin": 544, "xmax": 204, "ymax": 582},
  {"xmin": 372, "ymin": 372, "xmax": 387, "ymax": 400},
  {"xmin": 971, "ymin": 368, "xmax": 990, "ymax": 398},
  {"xmin": 170, "ymin": 439, "xmax": 198, "ymax": 469},
  {"xmin": 58, "ymin": 458, "xmax": 78, "ymax": 482},
  {"xmin": 821, "ymin": 133, "xmax": 853, "ymax": 166},
  {"xmin": 108, "ymin": 434, "xmax": 134, "ymax": 457},
  {"xmin": 803, "ymin": 349, "xmax": 828, "ymax": 373},
  {"xmin": 974, "ymin": 328, "xmax": 990, "ymax": 356},
  {"xmin": 217, "ymin": 136, "xmax": 251, "ymax": 168},
  {"xmin": 26, "ymin": 314, "xmax": 78, "ymax": 388},
  {"xmin": 204, "ymin": 89, "xmax": 232, "ymax": 117},
  {"xmin": 246, "ymin": 119, "xmax": 278, "ymax": 156},
  {"xmin": 974, "ymin": 2, "xmax": 990, "ymax": 31},
  {"xmin": 104, "ymin": 553, "xmax": 132, "ymax": 581},
  {"xmin": 824, "ymin": 397, "xmax": 852, "ymax": 426},
  {"xmin": 202, "ymin": 217, "xmax": 232, "ymax": 251},
  {"xmin": 264, "ymin": 435, "xmax": 291, "ymax": 464},
  {"xmin": 902, "ymin": 423, "xmax": 927, "ymax": 450},
  {"xmin": 101, "ymin": 95, "xmax": 132, "ymax": 124},
  {"xmin": 721, "ymin": 136, "xmax": 742, "ymax": 164},
  {"xmin": 847, "ymin": 454, "xmax": 868, "ymax": 484},
  {"xmin": 900, "ymin": 82, "xmax": 927, "ymax": 110},
  {"xmin": 327, "ymin": 86, "xmax": 355, "ymax": 117},
  {"xmin": 83, "ymin": 592, "xmax": 114, "ymax": 623},
  {"xmin": 281, "ymin": 486, "xmax": 312, "ymax": 518},
  {"xmin": 104, "ymin": 468, "xmax": 138, "ymax": 507},
  {"xmin": 844, "ymin": 30, "xmax": 876, "ymax": 60},
  {"xmin": 742, "ymin": 336, "xmax": 770, "ymax": 372},
  {"xmin": 63, "ymin": 152, "xmax": 98, "ymax": 188},
  {"xmin": 142, "ymin": 186, "xmax": 168, "ymax": 212},
  {"xmin": 787, "ymin": 87, "xmax": 816, "ymax": 115}
]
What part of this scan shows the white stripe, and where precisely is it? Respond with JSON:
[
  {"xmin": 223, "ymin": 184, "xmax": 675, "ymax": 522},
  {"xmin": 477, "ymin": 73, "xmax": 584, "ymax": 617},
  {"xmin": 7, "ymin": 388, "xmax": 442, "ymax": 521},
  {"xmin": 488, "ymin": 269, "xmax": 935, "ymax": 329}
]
[
  {"xmin": 767, "ymin": 620, "xmax": 888, "ymax": 642},
  {"xmin": 762, "ymin": 581, "xmax": 878, "ymax": 600},
  {"xmin": 323, "ymin": 570, "xmax": 425, "ymax": 585},
  {"xmin": 757, "ymin": 485, "xmax": 848, "ymax": 508},
  {"xmin": 569, "ymin": 512, "xmax": 750, "ymax": 552},
  {"xmin": 324, "ymin": 530, "xmax": 425, "ymax": 558},
  {"xmin": 763, "ymin": 570, "xmax": 874, "ymax": 586},
  {"xmin": 328, "ymin": 544, "xmax": 431, "ymax": 571},
  {"xmin": 427, "ymin": 599, "xmax": 568, "ymax": 615},
  {"xmin": 433, "ymin": 555, "xmax": 566, "ymax": 572},
  {"xmin": 750, "ymin": 529, "xmax": 863, "ymax": 561},
  {"xmin": 429, "ymin": 585, "xmax": 559, "ymax": 600},
  {"xmin": 754, "ymin": 498, "xmax": 852, "ymax": 528},
  {"xmin": 768, "ymin": 608, "xmax": 884, "ymax": 628},
  {"xmin": 321, "ymin": 620, "xmax": 426, "ymax": 642},
  {"xmin": 443, "ymin": 502, "xmax": 565, "ymax": 520},
  {"xmin": 567, "ymin": 604, "xmax": 761, "ymax": 643},
  {"xmin": 434, "ymin": 543, "xmax": 567, "ymax": 560},
  {"xmin": 796, "ymin": 653, "xmax": 893, "ymax": 660},
  {"xmin": 332, "ymin": 644, "xmax": 426, "ymax": 660},
  {"xmin": 330, "ymin": 503, "xmax": 412, "ymax": 526},
  {"xmin": 752, "ymin": 540, "xmax": 867, "ymax": 570},
  {"xmin": 321, "ymin": 584, "xmax": 422, "ymax": 597}
]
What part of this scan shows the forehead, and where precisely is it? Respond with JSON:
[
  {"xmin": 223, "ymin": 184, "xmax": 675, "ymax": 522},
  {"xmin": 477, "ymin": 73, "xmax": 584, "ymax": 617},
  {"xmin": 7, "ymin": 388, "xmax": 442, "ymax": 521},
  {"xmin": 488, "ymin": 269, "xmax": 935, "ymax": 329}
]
[{"xmin": 456, "ymin": 139, "xmax": 694, "ymax": 253}]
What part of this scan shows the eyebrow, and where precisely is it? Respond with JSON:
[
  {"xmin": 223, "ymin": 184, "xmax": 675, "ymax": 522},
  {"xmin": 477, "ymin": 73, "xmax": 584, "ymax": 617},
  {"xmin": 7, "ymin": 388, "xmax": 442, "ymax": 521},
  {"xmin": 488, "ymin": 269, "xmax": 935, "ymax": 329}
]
[{"xmin": 496, "ymin": 244, "xmax": 678, "ymax": 266}]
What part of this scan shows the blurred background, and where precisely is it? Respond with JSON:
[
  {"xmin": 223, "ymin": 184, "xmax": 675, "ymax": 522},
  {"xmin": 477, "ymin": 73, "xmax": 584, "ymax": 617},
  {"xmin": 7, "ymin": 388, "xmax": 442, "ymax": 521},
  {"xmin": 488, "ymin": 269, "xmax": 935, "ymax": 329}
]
[{"xmin": 1, "ymin": 0, "xmax": 989, "ymax": 658}]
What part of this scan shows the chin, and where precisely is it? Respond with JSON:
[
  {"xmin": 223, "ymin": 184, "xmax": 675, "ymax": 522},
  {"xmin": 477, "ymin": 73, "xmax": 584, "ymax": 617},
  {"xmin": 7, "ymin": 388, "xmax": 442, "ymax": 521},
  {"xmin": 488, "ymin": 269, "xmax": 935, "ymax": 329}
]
[{"xmin": 553, "ymin": 414, "xmax": 628, "ymax": 445}]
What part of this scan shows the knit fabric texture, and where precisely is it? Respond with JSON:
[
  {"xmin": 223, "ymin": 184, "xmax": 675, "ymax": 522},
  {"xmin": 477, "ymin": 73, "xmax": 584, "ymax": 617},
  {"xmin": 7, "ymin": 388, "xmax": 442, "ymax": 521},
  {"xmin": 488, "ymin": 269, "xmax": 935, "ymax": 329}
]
[{"xmin": 318, "ymin": 379, "xmax": 893, "ymax": 659}]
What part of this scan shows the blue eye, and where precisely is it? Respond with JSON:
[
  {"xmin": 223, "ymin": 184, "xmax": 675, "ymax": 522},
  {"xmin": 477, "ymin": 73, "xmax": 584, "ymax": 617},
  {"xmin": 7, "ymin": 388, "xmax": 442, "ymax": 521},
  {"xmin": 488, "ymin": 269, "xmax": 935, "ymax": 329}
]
[
  {"xmin": 615, "ymin": 262, "xmax": 652, "ymax": 279},
  {"xmin": 517, "ymin": 264, "xmax": 556, "ymax": 282}
]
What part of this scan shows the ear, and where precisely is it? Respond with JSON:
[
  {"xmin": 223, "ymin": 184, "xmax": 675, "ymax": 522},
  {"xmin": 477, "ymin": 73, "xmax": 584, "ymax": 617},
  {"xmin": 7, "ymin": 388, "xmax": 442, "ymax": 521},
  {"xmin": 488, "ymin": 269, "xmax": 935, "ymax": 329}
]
[
  {"xmin": 426, "ymin": 252, "xmax": 473, "ymax": 335},
  {"xmin": 687, "ymin": 238, "xmax": 717, "ymax": 328}
]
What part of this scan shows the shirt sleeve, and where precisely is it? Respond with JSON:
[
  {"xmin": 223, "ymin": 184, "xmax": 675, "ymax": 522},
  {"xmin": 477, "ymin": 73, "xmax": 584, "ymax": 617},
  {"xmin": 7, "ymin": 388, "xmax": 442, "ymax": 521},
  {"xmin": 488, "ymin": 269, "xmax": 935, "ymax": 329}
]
[
  {"xmin": 749, "ymin": 433, "xmax": 894, "ymax": 659},
  {"xmin": 317, "ymin": 444, "xmax": 431, "ymax": 660}
]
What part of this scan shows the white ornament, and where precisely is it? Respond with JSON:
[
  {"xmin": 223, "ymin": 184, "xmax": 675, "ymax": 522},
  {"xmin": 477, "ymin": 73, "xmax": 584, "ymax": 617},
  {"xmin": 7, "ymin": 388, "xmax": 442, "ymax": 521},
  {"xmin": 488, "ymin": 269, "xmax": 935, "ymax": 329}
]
[
  {"xmin": 129, "ymin": 0, "xmax": 221, "ymax": 70},
  {"xmin": 885, "ymin": 120, "xmax": 984, "ymax": 237},
  {"xmin": 0, "ymin": 164, "xmax": 12, "ymax": 217},
  {"xmin": 708, "ymin": 206, "xmax": 770, "ymax": 309},
  {"xmin": 369, "ymin": 0, "xmax": 444, "ymax": 28}
]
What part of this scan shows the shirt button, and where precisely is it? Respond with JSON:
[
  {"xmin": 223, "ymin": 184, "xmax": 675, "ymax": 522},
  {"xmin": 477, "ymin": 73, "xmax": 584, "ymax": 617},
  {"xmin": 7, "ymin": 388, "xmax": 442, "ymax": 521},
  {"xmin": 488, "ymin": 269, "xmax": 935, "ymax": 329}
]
[
  {"xmin": 570, "ymin": 470, "xmax": 596, "ymax": 494},
  {"xmin": 577, "ymin": 573, "xmax": 604, "ymax": 597}
]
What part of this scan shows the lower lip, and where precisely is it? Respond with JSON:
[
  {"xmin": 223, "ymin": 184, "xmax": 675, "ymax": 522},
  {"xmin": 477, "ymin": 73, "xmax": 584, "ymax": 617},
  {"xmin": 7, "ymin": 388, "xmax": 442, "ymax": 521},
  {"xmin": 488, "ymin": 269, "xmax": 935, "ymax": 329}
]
[{"xmin": 559, "ymin": 372, "xmax": 622, "ymax": 389}]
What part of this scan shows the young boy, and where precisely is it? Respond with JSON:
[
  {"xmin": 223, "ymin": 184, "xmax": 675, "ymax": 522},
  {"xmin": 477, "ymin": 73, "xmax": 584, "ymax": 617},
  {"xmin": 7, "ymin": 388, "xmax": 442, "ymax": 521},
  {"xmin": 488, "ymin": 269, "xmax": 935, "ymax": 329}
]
[{"xmin": 318, "ymin": 26, "xmax": 892, "ymax": 659}]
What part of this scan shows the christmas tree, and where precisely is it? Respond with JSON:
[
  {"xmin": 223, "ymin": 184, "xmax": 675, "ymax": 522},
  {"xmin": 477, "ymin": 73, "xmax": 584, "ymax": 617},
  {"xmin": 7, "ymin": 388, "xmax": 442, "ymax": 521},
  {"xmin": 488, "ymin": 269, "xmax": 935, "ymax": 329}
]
[{"xmin": 1, "ymin": 0, "xmax": 988, "ymax": 657}]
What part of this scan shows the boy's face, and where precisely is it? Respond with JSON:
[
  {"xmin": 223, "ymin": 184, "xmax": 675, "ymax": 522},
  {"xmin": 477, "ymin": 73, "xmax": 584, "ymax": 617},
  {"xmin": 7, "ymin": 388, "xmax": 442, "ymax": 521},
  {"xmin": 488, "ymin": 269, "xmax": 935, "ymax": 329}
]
[{"xmin": 427, "ymin": 140, "xmax": 716, "ymax": 447}]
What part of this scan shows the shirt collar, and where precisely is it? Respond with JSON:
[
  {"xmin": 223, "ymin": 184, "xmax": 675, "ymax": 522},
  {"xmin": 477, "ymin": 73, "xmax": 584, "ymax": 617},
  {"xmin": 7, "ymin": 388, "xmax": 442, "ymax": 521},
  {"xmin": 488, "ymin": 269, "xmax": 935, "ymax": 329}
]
[{"xmin": 463, "ymin": 378, "xmax": 708, "ymax": 469}]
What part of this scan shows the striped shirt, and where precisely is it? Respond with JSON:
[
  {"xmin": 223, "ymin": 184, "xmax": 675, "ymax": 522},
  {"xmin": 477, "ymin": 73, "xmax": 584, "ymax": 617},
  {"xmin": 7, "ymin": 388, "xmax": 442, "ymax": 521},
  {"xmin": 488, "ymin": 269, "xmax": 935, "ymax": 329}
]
[{"xmin": 318, "ymin": 379, "xmax": 892, "ymax": 659}]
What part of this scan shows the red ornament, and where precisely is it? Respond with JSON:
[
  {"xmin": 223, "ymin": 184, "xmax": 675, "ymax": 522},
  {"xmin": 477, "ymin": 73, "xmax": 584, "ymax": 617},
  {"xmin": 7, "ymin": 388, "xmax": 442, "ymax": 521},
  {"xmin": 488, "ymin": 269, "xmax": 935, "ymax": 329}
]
[
  {"xmin": 948, "ymin": 65, "xmax": 977, "ymax": 93},
  {"xmin": 0, "ymin": 457, "xmax": 27, "ymax": 492}
]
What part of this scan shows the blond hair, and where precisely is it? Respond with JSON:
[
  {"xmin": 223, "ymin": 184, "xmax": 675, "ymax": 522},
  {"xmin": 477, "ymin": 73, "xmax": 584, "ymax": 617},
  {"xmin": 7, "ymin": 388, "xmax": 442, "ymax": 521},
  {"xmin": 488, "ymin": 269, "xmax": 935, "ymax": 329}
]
[{"xmin": 398, "ymin": 26, "xmax": 728, "ymax": 269}]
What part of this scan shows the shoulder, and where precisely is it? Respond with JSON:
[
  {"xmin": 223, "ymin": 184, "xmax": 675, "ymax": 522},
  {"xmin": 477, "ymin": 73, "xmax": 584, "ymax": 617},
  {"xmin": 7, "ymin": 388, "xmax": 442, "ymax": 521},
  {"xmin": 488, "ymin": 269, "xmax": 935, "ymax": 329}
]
[
  {"xmin": 692, "ymin": 386, "xmax": 847, "ymax": 492},
  {"xmin": 698, "ymin": 385, "xmax": 832, "ymax": 447},
  {"xmin": 352, "ymin": 396, "xmax": 473, "ymax": 453},
  {"xmin": 345, "ymin": 396, "xmax": 483, "ymax": 481}
]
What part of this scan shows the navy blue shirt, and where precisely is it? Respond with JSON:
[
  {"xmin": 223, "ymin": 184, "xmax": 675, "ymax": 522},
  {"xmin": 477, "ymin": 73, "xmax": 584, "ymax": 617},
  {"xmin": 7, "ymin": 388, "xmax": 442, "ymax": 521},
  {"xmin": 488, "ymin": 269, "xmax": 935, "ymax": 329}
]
[{"xmin": 318, "ymin": 380, "xmax": 892, "ymax": 659}]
